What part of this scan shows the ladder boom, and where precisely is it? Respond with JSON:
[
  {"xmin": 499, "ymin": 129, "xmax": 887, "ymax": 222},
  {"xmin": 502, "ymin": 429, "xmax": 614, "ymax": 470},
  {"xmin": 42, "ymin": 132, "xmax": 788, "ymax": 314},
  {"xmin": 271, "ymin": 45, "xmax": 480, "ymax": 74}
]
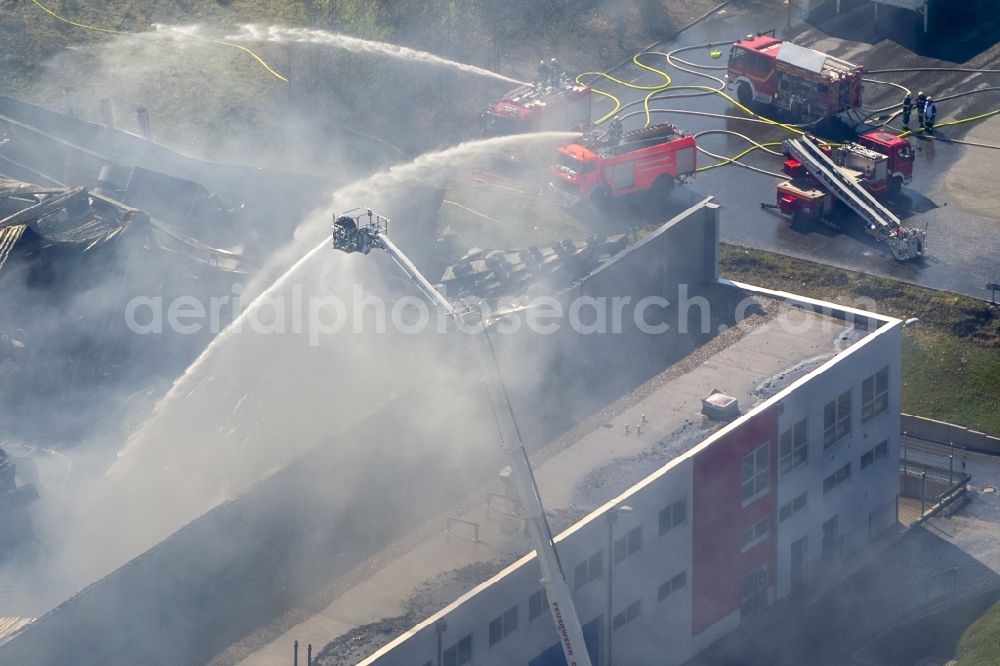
[
  {"xmin": 784, "ymin": 137, "xmax": 925, "ymax": 260},
  {"xmin": 331, "ymin": 211, "xmax": 593, "ymax": 666},
  {"xmin": 785, "ymin": 137, "xmax": 900, "ymax": 232},
  {"xmin": 470, "ymin": 317, "xmax": 589, "ymax": 664}
]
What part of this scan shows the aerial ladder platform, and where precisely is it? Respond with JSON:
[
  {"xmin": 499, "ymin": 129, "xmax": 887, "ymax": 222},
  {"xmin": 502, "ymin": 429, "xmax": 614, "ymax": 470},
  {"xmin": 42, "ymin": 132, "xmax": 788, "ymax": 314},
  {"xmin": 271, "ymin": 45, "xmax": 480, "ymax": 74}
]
[
  {"xmin": 783, "ymin": 136, "xmax": 925, "ymax": 261},
  {"xmin": 331, "ymin": 210, "xmax": 593, "ymax": 666}
]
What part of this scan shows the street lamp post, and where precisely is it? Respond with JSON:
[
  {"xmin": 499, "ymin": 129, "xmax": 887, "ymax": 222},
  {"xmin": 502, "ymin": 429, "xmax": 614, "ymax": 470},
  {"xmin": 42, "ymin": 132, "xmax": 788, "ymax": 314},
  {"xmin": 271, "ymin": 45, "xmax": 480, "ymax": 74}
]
[{"xmin": 605, "ymin": 505, "xmax": 633, "ymax": 666}]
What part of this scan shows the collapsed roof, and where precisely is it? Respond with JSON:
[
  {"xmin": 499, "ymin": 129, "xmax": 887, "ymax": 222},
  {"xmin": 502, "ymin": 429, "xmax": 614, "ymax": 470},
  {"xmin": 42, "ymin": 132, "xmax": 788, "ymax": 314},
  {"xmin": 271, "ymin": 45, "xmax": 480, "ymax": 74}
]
[
  {"xmin": 0, "ymin": 178, "xmax": 248, "ymax": 276},
  {"xmin": 437, "ymin": 234, "xmax": 628, "ymax": 306}
]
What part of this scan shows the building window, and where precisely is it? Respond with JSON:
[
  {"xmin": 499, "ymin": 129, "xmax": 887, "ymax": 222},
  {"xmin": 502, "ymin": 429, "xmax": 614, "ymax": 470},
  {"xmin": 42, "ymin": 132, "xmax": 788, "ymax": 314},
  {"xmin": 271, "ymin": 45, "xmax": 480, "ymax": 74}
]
[
  {"xmin": 659, "ymin": 497, "xmax": 687, "ymax": 536},
  {"xmin": 613, "ymin": 599, "xmax": 642, "ymax": 630},
  {"xmin": 861, "ymin": 440, "xmax": 890, "ymax": 469},
  {"xmin": 613, "ymin": 526, "xmax": 642, "ymax": 566},
  {"xmin": 740, "ymin": 564, "xmax": 769, "ymax": 619},
  {"xmin": 860, "ymin": 449, "xmax": 874, "ymax": 469},
  {"xmin": 528, "ymin": 589, "xmax": 547, "ymax": 621},
  {"xmin": 741, "ymin": 516, "xmax": 770, "ymax": 552},
  {"xmin": 658, "ymin": 571, "xmax": 687, "ymax": 601},
  {"xmin": 823, "ymin": 463, "xmax": 851, "ymax": 494},
  {"xmin": 779, "ymin": 419, "xmax": 808, "ymax": 476},
  {"xmin": 443, "ymin": 634, "xmax": 472, "ymax": 666},
  {"xmin": 823, "ymin": 390, "xmax": 851, "ymax": 448},
  {"xmin": 861, "ymin": 367, "xmax": 889, "ymax": 423},
  {"xmin": 574, "ymin": 550, "xmax": 603, "ymax": 591},
  {"xmin": 875, "ymin": 440, "xmax": 888, "ymax": 460},
  {"xmin": 489, "ymin": 605, "xmax": 518, "ymax": 647},
  {"xmin": 741, "ymin": 443, "xmax": 771, "ymax": 504},
  {"xmin": 779, "ymin": 492, "xmax": 808, "ymax": 522}
]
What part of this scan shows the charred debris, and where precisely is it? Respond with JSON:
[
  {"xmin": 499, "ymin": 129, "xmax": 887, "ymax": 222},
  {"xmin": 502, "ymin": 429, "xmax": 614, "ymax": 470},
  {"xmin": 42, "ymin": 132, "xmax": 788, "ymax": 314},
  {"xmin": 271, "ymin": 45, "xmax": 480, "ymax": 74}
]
[{"xmin": 0, "ymin": 96, "xmax": 328, "ymax": 448}]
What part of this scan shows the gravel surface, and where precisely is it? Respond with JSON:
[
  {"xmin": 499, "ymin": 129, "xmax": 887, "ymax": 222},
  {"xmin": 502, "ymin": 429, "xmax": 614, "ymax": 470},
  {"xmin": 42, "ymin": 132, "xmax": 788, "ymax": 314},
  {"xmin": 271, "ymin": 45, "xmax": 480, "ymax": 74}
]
[
  {"xmin": 574, "ymin": 418, "xmax": 717, "ymax": 507},
  {"xmin": 314, "ymin": 558, "xmax": 518, "ymax": 666}
]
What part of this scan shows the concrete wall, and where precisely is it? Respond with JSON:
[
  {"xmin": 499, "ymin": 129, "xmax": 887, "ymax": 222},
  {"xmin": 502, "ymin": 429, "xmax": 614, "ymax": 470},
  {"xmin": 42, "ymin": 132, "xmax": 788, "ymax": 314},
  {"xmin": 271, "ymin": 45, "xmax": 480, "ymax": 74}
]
[
  {"xmin": 495, "ymin": 198, "xmax": 723, "ymax": 438},
  {"xmin": 901, "ymin": 414, "xmax": 1000, "ymax": 455}
]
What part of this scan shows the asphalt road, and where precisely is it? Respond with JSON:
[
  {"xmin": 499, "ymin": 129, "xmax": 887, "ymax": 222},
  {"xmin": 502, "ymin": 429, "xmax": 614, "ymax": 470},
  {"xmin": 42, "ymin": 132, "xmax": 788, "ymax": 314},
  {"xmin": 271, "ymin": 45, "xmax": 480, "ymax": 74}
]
[{"xmin": 587, "ymin": 1, "xmax": 1000, "ymax": 302}]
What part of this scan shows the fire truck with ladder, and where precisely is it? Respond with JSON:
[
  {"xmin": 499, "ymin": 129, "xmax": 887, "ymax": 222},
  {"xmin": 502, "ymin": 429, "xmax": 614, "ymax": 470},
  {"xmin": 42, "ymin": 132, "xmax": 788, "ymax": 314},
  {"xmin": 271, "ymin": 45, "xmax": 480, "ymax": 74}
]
[
  {"xmin": 726, "ymin": 31, "xmax": 865, "ymax": 121},
  {"xmin": 767, "ymin": 132, "xmax": 925, "ymax": 261},
  {"xmin": 549, "ymin": 123, "xmax": 697, "ymax": 204},
  {"xmin": 481, "ymin": 79, "xmax": 592, "ymax": 136}
]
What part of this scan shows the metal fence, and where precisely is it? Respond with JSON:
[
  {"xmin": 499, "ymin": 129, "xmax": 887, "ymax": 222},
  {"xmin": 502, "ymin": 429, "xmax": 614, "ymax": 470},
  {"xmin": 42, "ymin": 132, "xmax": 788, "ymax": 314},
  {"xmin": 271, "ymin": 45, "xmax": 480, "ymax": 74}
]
[{"xmin": 899, "ymin": 433, "xmax": 971, "ymax": 520}]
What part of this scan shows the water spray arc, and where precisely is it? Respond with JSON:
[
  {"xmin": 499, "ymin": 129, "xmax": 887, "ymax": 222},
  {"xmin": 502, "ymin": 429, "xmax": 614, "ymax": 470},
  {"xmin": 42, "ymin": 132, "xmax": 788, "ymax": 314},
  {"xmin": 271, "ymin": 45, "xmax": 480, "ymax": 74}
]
[
  {"xmin": 330, "ymin": 209, "xmax": 593, "ymax": 666},
  {"xmin": 113, "ymin": 131, "xmax": 578, "ymax": 470},
  {"xmin": 28, "ymin": 0, "xmax": 289, "ymax": 81},
  {"xmin": 228, "ymin": 24, "xmax": 526, "ymax": 86}
]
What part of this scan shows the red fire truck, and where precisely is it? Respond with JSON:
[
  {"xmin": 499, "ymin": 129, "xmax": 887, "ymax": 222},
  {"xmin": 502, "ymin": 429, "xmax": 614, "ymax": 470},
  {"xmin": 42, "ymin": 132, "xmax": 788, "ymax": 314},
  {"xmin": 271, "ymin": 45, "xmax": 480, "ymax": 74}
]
[
  {"xmin": 481, "ymin": 80, "xmax": 591, "ymax": 136},
  {"xmin": 769, "ymin": 133, "xmax": 924, "ymax": 260},
  {"xmin": 548, "ymin": 123, "xmax": 697, "ymax": 203},
  {"xmin": 779, "ymin": 130, "xmax": 914, "ymax": 204},
  {"xmin": 726, "ymin": 32, "xmax": 865, "ymax": 121}
]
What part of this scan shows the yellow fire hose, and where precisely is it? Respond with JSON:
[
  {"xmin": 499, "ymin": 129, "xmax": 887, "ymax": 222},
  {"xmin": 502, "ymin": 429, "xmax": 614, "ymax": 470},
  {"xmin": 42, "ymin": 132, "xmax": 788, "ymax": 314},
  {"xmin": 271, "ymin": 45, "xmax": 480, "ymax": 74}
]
[{"xmin": 28, "ymin": 0, "xmax": 288, "ymax": 82}]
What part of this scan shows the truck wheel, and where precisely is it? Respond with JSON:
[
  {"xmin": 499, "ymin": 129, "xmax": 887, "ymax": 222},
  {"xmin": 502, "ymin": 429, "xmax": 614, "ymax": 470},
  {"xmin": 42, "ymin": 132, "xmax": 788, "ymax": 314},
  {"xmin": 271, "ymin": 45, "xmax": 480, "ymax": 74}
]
[
  {"xmin": 888, "ymin": 175, "xmax": 903, "ymax": 197},
  {"xmin": 589, "ymin": 185, "xmax": 612, "ymax": 207},
  {"xmin": 737, "ymin": 81, "xmax": 753, "ymax": 107},
  {"xmin": 790, "ymin": 210, "xmax": 810, "ymax": 231},
  {"xmin": 652, "ymin": 175, "xmax": 675, "ymax": 197}
]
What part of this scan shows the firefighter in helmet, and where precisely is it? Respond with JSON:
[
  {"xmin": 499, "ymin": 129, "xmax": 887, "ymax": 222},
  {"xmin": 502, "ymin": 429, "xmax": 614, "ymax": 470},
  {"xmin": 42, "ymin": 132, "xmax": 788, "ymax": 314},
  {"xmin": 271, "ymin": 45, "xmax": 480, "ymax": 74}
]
[
  {"xmin": 901, "ymin": 92, "xmax": 913, "ymax": 130},
  {"xmin": 916, "ymin": 91, "xmax": 927, "ymax": 130},
  {"xmin": 537, "ymin": 60, "xmax": 550, "ymax": 88},
  {"xmin": 549, "ymin": 58, "xmax": 563, "ymax": 86},
  {"xmin": 607, "ymin": 116, "xmax": 624, "ymax": 145},
  {"xmin": 924, "ymin": 97, "xmax": 937, "ymax": 132}
]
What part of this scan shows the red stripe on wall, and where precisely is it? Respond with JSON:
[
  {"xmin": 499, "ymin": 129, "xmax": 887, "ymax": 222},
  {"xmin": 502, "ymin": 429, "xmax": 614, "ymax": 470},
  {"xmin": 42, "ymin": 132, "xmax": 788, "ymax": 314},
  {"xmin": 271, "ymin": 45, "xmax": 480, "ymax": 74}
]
[{"xmin": 691, "ymin": 407, "xmax": 779, "ymax": 636}]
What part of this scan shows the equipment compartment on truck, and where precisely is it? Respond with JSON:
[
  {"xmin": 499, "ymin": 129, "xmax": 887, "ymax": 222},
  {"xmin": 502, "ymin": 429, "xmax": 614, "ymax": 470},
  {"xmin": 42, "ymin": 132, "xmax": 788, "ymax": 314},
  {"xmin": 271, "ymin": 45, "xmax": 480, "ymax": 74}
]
[{"xmin": 549, "ymin": 123, "xmax": 696, "ymax": 202}]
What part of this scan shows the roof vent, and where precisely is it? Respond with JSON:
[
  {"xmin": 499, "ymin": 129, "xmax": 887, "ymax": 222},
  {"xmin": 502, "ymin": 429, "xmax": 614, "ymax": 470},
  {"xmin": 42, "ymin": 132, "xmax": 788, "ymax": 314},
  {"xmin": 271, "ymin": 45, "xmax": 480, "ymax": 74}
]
[{"xmin": 702, "ymin": 389, "xmax": 740, "ymax": 422}]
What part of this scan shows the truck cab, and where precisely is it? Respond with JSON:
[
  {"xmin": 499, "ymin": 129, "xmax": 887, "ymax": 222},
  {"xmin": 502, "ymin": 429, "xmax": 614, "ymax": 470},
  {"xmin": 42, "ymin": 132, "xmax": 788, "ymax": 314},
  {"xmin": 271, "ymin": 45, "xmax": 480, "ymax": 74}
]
[
  {"xmin": 858, "ymin": 130, "xmax": 914, "ymax": 186},
  {"xmin": 550, "ymin": 144, "xmax": 601, "ymax": 198},
  {"xmin": 726, "ymin": 33, "xmax": 782, "ymax": 105}
]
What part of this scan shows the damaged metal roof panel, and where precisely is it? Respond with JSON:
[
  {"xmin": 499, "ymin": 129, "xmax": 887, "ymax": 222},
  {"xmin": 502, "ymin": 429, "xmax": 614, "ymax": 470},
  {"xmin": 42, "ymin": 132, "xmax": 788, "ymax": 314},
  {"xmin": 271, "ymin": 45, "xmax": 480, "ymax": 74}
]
[
  {"xmin": 0, "ymin": 226, "xmax": 25, "ymax": 272},
  {"xmin": 0, "ymin": 177, "xmax": 248, "ymax": 274},
  {"xmin": 437, "ymin": 234, "xmax": 628, "ymax": 305},
  {"xmin": 0, "ymin": 185, "xmax": 133, "ymax": 267}
]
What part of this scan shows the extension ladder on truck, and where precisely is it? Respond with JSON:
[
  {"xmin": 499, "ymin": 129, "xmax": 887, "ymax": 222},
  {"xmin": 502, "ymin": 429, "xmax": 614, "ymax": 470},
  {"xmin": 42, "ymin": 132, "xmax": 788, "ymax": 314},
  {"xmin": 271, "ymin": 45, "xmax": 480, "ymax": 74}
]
[{"xmin": 784, "ymin": 136, "xmax": 925, "ymax": 260}]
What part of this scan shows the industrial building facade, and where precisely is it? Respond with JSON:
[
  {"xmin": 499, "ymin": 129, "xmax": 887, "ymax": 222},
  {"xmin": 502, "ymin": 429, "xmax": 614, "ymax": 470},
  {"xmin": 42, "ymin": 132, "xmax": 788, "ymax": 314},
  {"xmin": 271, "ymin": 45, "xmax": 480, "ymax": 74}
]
[{"xmin": 360, "ymin": 290, "xmax": 902, "ymax": 666}]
